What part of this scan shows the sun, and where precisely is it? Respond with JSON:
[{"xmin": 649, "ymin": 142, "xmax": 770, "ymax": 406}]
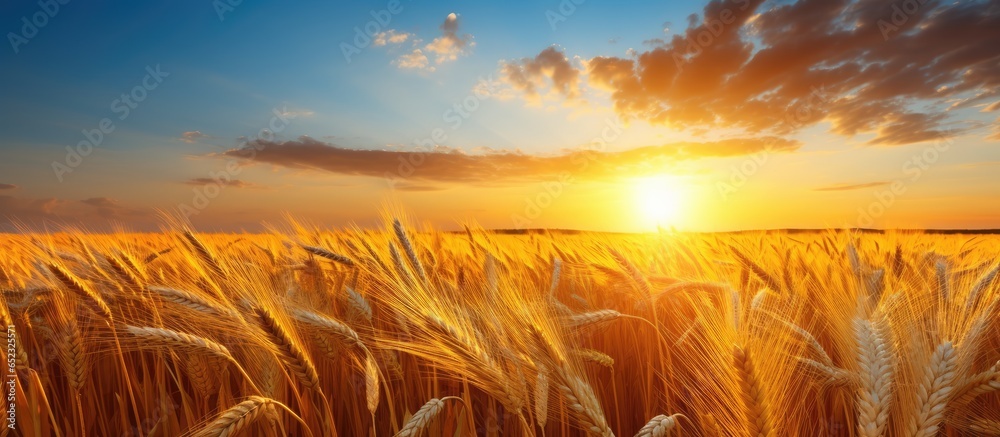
[{"xmin": 633, "ymin": 175, "xmax": 686, "ymax": 228}]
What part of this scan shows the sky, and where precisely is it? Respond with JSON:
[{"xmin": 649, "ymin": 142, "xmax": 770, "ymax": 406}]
[{"xmin": 1, "ymin": 0, "xmax": 999, "ymax": 233}]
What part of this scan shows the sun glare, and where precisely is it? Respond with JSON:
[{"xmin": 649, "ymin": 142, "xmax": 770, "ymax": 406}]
[{"xmin": 633, "ymin": 176, "xmax": 686, "ymax": 229}]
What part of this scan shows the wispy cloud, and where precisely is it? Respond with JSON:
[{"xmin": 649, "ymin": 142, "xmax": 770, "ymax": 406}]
[
  {"xmin": 0, "ymin": 184, "xmax": 17, "ymax": 190},
  {"xmin": 181, "ymin": 131, "xmax": 210, "ymax": 144},
  {"xmin": 373, "ymin": 30, "xmax": 412, "ymax": 47},
  {"xmin": 184, "ymin": 177, "xmax": 266, "ymax": 189},
  {"xmin": 814, "ymin": 181, "xmax": 890, "ymax": 192}
]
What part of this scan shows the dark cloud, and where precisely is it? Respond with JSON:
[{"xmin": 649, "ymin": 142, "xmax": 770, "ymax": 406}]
[
  {"xmin": 510, "ymin": 0, "xmax": 1000, "ymax": 146},
  {"xmin": 0, "ymin": 184, "xmax": 16, "ymax": 190},
  {"xmin": 219, "ymin": 136, "xmax": 800, "ymax": 184},
  {"xmin": 814, "ymin": 181, "xmax": 890, "ymax": 191},
  {"xmin": 184, "ymin": 178, "xmax": 266, "ymax": 189}
]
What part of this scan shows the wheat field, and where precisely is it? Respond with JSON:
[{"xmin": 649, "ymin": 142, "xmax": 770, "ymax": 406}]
[{"xmin": 1, "ymin": 219, "xmax": 998, "ymax": 436}]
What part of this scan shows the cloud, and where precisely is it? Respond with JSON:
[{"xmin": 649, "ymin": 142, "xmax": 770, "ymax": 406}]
[
  {"xmin": 218, "ymin": 135, "xmax": 799, "ymax": 184},
  {"xmin": 184, "ymin": 177, "xmax": 266, "ymax": 189},
  {"xmin": 0, "ymin": 184, "xmax": 16, "ymax": 190},
  {"xmin": 278, "ymin": 108, "xmax": 315, "ymax": 118},
  {"xmin": 181, "ymin": 131, "xmax": 209, "ymax": 143},
  {"xmin": 988, "ymin": 117, "xmax": 1000, "ymax": 141},
  {"xmin": 983, "ymin": 101, "xmax": 1000, "ymax": 112},
  {"xmin": 373, "ymin": 30, "xmax": 412, "ymax": 47},
  {"xmin": 0, "ymin": 195, "xmax": 153, "ymax": 229},
  {"xmin": 814, "ymin": 181, "xmax": 891, "ymax": 191},
  {"xmin": 395, "ymin": 49, "xmax": 432, "ymax": 71},
  {"xmin": 395, "ymin": 12, "xmax": 473, "ymax": 71},
  {"xmin": 424, "ymin": 12, "xmax": 474, "ymax": 64},
  {"xmin": 499, "ymin": 46, "xmax": 582, "ymax": 105},
  {"xmin": 80, "ymin": 197, "xmax": 121, "ymax": 208},
  {"xmin": 504, "ymin": 0, "xmax": 1000, "ymax": 146}
]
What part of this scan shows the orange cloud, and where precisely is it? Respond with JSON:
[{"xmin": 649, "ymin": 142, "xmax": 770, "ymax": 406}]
[
  {"xmin": 500, "ymin": 46, "xmax": 582, "ymax": 105},
  {"xmin": 219, "ymin": 136, "xmax": 799, "ymax": 184},
  {"xmin": 506, "ymin": 0, "xmax": 999, "ymax": 145},
  {"xmin": 814, "ymin": 181, "xmax": 890, "ymax": 191},
  {"xmin": 184, "ymin": 177, "xmax": 266, "ymax": 189}
]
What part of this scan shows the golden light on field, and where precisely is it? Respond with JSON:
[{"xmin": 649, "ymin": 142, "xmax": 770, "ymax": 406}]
[{"xmin": 633, "ymin": 175, "xmax": 687, "ymax": 229}]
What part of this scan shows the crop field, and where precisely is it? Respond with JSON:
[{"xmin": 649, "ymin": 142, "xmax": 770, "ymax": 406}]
[{"xmin": 0, "ymin": 221, "xmax": 998, "ymax": 436}]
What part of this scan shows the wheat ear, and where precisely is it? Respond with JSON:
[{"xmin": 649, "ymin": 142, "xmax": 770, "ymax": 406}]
[
  {"xmin": 569, "ymin": 309, "xmax": 622, "ymax": 329},
  {"xmin": 734, "ymin": 346, "xmax": 772, "ymax": 437},
  {"xmin": 47, "ymin": 263, "xmax": 113, "ymax": 321},
  {"xmin": 535, "ymin": 364, "xmax": 550, "ymax": 428},
  {"xmin": 634, "ymin": 414, "xmax": 685, "ymax": 437},
  {"xmin": 299, "ymin": 244, "xmax": 356, "ymax": 267},
  {"xmin": 951, "ymin": 360, "xmax": 999, "ymax": 407},
  {"xmin": 255, "ymin": 307, "xmax": 322, "ymax": 389},
  {"xmin": 55, "ymin": 315, "xmax": 87, "ymax": 391},
  {"xmin": 396, "ymin": 397, "xmax": 465, "ymax": 437},
  {"xmin": 855, "ymin": 318, "xmax": 893, "ymax": 437},
  {"xmin": 147, "ymin": 286, "xmax": 240, "ymax": 319},
  {"xmin": 906, "ymin": 342, "xmax": 957, "ymax": 437},
  {"xmin": 969, "ymin": 419, "xmax": 1000, "ymax": 435},
  {"xmin": 193, "ymin": 396, "xmax": 311, "ymax": 437},
  {"xmin": 393, "ymin": 219, "xmax": 427, "ymax": 283}
]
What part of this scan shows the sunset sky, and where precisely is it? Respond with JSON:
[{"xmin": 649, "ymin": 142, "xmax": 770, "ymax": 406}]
[{"xmin": 1, "ymin": 0, "xmax": 999, "ymax": 232}]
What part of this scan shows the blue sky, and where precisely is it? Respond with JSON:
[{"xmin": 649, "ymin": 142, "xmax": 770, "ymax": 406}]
[{"xmin": 0, "ymin": 0, "xmax": 696, "ymax": 152}]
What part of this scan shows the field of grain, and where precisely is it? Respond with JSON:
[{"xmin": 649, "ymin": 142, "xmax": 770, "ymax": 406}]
[{"xmin": 1, "ymin": 220, "xmax": 998, "ymax": 436}]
